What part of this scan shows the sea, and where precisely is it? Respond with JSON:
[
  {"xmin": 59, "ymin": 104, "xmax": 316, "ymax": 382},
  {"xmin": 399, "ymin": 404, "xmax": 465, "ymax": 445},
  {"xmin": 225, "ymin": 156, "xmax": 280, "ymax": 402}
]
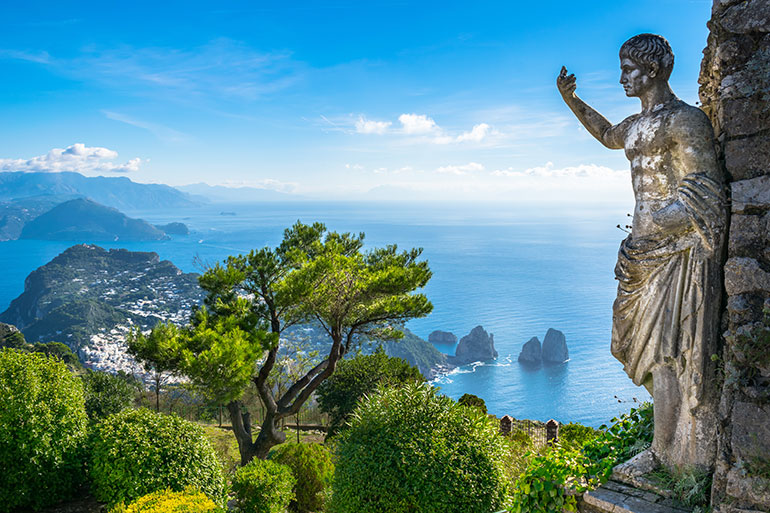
[{"xmin": 0, "ymin": 200, "xmax": 650, "ymax": 428}]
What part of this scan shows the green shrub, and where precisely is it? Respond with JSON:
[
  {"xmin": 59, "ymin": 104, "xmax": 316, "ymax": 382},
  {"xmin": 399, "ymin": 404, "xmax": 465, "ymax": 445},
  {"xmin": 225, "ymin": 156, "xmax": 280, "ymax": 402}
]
[
  {"xmin": 458, "ymin": 393, "xmax": 487, "ymax": 414},
  {"xmin": 90, "ymin": 408, "xmax": 227, "ymax": 507},
  {"xmin": 317, "ymin": 347, "xmax": 423, "ymax": 436},
  {"xmin": 329, "ymin": 382, "xmax": 508, "ymax": 513},
  {"xmin": 82, "ymin": 370, "xmax": 136, "ymax": 421},
  {"xmin": 509, "ymin": 445, "xmax": 589, "ymax": 513},
  {"xmin": 111, "ymin": 487, "xmax": 221, "ymax": 513},
  {"xmin": 558, "ymin": 422, "xmax": 599, "ymax": 451},
  {"xmin": 232, "ymin": 459, "xmax": 296, "ymax": 513},
  {"xmin": 582, "ymin": 402, "xmax": 653, "ymax": 482},
  {"xmin": 0, "ymin": 348, "xmax": 88, "ymax": 512},
  {"xmin": 270, "ymin": 442, "xmax": 334, "ymax": 513}
]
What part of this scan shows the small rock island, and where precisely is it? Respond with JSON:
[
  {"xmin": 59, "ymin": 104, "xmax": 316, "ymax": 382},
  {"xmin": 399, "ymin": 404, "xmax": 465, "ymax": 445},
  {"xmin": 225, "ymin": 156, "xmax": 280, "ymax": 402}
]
[
  {"xmin": 447, "ymin": 325, "xmax": 498, "ymax": 366},
  {"xmin": 517, "ymin": 328, "xmax": 569, "ymax": 364}
]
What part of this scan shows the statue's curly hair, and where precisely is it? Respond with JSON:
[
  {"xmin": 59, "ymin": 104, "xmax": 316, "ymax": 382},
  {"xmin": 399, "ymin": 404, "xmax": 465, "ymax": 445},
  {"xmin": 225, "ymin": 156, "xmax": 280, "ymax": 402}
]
[{"xmin": 620, "ymin": 33, "xmax": 674, "ymax": 81}]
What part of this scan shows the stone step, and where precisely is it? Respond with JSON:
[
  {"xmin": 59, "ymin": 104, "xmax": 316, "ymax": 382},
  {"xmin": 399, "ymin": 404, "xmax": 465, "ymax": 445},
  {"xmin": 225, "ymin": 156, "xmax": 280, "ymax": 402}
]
[{"xmin": 580, "ymin": 480, "xmax": 692, "ymax": 513}]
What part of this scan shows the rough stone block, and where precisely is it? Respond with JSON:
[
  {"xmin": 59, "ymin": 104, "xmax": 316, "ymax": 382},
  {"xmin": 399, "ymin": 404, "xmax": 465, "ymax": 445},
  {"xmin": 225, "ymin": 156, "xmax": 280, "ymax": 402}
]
[
  {"xmin": 728, "ymin": 213, "xmax": 767, "ymax": 256},
  {"xmin": 726, "ymin": 467, "xmax": 770, "ymax": 510},
  {"xmin": 725, "ymin": 257, "xmax": 770, "ymax": 295},
  {"xmin": 722, "ymin": 0, "xmax": 770, "ymax": 33},
  {"xmin": 731, "ymin": 175, "xmax": 770, "ymax": 212},
  {"xmin": 726, "ymin": 136, "xmax": 770, "ymax": 181},
  {"xmin": 731, "ymin": 402, "xmax": 770, "ymax": 462},
  {"xmin": 727, "ymin": 293, "xmax": 767, "ymax": 327},
  {"xmin": 723, "ymin": 97, "xmax": 770, "ymax": 137}
]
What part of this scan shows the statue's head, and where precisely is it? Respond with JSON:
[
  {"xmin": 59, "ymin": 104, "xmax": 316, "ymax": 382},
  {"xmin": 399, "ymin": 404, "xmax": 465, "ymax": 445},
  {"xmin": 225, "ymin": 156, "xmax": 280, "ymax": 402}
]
[{"xmin": 618, "ymin": 34, "xmax": 674, "ymax": 97}]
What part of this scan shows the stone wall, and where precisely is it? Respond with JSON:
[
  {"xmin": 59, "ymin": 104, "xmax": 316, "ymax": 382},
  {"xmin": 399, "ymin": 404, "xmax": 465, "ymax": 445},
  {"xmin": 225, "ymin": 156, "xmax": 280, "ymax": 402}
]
[{"xmin": 699, "ymin": 1, "xmax": 770, "ymax": 511}]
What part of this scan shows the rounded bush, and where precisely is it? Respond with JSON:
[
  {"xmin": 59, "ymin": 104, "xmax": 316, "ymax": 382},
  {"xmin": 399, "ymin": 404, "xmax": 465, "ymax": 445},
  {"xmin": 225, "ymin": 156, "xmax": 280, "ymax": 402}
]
[
  {"xmin": 270, "ymin": 442, "xmax": 334, "ymax": 513},
  {"xmin": 90, "ymin": 408, "xmax": 227, "ymax": 507},
  {"xmin": 232, "ymin": 458, "xmax": 296, "ymax": 513},
  {"xmin": 82, "ymin": 370, "xmax": 136, "ymax": 421},
  {"xmin": 112, "ymin": 488, "xmax": 221, "ymax": 513},
  {"xmin": 329, "ymin": 382, "xmax": 509, "ymax": 513},
  {"xmin": 0, "ymin": 348, "xmax": 88, "ymax": 512}
]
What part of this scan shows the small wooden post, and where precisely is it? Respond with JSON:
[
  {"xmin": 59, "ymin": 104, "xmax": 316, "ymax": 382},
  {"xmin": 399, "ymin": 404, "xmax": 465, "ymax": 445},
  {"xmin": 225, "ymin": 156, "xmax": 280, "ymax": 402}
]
[
  {"xmin": 500, "ymin": 415, "xmax": 513, "ymax": 436},
  {"xmin": 546, "ymin": 419, "xmax": 559, "ymax": 445}
]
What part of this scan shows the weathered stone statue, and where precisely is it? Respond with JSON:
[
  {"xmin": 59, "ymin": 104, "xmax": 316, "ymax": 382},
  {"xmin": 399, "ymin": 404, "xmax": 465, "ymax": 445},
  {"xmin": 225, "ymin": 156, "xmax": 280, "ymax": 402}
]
[{"xmin": 557, "ymin": 34, "xmax": 727, "ymax": 470}]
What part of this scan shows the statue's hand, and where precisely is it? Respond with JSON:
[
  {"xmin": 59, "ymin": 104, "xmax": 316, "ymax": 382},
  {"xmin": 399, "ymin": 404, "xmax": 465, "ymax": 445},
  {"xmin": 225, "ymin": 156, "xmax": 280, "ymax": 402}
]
[{"xmin": 557, "ymin": 66, "xmax": 577, "ymax": 98}]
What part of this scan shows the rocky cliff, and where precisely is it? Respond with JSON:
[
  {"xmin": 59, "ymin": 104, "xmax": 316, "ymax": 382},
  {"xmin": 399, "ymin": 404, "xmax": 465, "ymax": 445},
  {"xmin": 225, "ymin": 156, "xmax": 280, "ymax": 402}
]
[
  {"xmin": 699, "ymin": 2, "xmax": 770, "ymax": 510},
  {"xmin": 448, "ymin": 325, "xmax": 498, "ymax": 366},
  {"xmin": 428, "ymin": 330, "xmax": 457, "ymax": 345},
  {"xmin": 518, "ymin": 336, "xmax": 541, "ymax": 364},
  {"xmin": 384, "ymin": 329, "xmax": 451, "ymax": 380},
  {"xmin": 542, "ymin": 328, "xmax": 569, "ymax": 363}
]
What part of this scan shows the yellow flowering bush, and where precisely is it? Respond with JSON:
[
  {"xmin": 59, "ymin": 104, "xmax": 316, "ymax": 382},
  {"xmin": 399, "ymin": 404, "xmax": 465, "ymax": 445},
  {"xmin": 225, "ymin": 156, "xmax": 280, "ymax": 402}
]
[{"xmin": 111, "ymin": 488, "xmax": 221, "ymax": 513}]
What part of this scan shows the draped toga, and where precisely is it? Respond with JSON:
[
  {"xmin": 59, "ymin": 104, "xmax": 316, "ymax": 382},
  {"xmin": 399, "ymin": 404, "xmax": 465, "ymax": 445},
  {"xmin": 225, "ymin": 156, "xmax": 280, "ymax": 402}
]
[{"xmin": 611, "ymin": 172, "xmax": 726, "ymax": 404}]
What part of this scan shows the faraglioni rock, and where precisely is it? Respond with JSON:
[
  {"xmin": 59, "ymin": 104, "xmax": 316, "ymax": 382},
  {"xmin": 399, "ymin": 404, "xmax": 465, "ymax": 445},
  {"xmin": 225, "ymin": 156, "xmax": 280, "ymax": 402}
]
[
  {"xmin": 448, "ymin": 326, "xmax": 498, "ymax": 366},
  {"xmin": 517, "ymin": 336, "xmax": 542, "ymax": 363},
  {"xmin": 542, "ymin": 328, "xmax": 569, "ymax": 363},
  {"xmin": 428, "ymin": 330, "xmax": 457, "ymax": 345}
]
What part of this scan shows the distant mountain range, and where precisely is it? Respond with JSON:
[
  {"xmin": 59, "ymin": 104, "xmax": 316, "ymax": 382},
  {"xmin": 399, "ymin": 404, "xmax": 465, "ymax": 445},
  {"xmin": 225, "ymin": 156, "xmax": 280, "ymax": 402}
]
[
  {"xmin": 0, "ymin": 171, "xmax": 199, "ymax": 210},
  {"xmin": 176, "ymin": 182, "xmax": 301, "ymax": 202}
]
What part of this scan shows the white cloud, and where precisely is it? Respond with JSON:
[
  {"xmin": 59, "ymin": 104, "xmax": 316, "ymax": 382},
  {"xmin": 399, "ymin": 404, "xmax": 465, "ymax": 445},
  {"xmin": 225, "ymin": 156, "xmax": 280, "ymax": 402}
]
[
  {"xmin": 355, "ymin": 116, "xmax": 391, "ymax": 134},
  {"xmin": 0, "ymin": 143, "xmax": 143, "ymax": 174},
  {"xmin": 435, "ymin": 162, "xmax": 485, "ymax": 175},
  {"xmin": 455, "ymin": 123, "xmax": 491, "ymax": 143},
  {"xmin": 345, "ymin": 163, "xmax": 364, "ymax": 170},
  {"xmin": 399, "ymin": 113, "xmax": 439, "ymax": 134},
  {"xmin": 492, "ymin": 162, "xmax": 627, "ymax": 178}
]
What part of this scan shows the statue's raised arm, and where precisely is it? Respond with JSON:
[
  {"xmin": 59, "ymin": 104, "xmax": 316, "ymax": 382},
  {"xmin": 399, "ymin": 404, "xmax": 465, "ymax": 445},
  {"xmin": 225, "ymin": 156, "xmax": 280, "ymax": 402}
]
[{"xmin": 556, "ymin": 66, "xmax": 625, "ymax": 149}]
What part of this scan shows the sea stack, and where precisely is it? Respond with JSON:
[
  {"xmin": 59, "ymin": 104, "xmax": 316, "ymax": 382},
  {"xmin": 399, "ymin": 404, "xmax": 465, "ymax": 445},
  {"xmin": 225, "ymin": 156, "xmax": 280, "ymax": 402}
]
[
  {"xmin": 517, "ymin": 336, "xmax": 542, "ymax": 363},
  {"xmin": 449, "ymin": 326, "xmax": 498, "ymax": 365},
  {"xmin": 542, "ymin": 328, "xmax": 569, "ymax": 363},
  {"xmin": 428, "ymin": 330, "xmax": 457, "ymax": 345}
]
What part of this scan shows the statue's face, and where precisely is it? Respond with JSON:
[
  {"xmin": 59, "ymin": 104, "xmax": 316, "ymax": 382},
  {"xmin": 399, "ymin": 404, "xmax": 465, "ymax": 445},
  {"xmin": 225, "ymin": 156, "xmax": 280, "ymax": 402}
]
[{"xmin": 619, "ymin": 57, "xmax": 651, "ymax": 97}]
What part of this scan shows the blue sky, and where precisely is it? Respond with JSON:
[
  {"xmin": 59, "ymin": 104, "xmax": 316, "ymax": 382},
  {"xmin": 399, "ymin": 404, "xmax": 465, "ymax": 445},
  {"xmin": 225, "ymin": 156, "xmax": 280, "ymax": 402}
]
[{"xmin": 0, "ymin": 1, "xmax": 713, "ymax": 202}]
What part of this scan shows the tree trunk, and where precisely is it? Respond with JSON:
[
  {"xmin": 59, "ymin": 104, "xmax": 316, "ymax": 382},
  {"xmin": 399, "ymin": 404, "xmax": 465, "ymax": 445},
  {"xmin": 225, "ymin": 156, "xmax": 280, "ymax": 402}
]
[
  {"xmin": 252, "ymin": 412, "xmax": 286, "ymax": 460},
  {"xmin": 227, "ymin": 401, "xmax": 257, "ymax": 465}
]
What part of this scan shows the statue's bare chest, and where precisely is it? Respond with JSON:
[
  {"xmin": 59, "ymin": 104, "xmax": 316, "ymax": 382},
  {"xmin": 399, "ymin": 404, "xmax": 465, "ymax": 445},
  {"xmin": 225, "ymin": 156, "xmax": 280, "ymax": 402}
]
[{"xmin": 623, "ymin": 111, "xmax": 672, "ymax": 162}]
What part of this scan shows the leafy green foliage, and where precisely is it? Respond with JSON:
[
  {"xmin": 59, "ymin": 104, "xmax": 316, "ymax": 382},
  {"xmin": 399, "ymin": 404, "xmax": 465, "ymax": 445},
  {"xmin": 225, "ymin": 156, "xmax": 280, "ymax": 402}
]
[
  {"xmin": 505, "ymin": 404, "xmax": 653, "ymax": 512},
  {"xmin": 232, "ymin": 458, "xmax": 296, "ymax": 513},
  {"xmin": 582, "ymin": 402, "xmax": 654, "ymax": 482},
  {"xmin": 557, "ymin": 422, "xmax": 599, "ymax": 451},
  {"xmin": 329, "ymin": 383, "xmax": 508, "ymax": 513},
  {"xmin": 180, "ymin": 304, "xmax": 270, "ymax": 404},
  {"xmin": 270, "ymin": 442, "xmax": 334, "ymax": 513},
  {"xmin": 82, "ymin": 370, "xmax": 136, "ymax": 421},
  {"xmin": 509, "ymin": 445, "xmax": 589, "ymax": 513},
  {"xmin": 90, "ymin": 408, "xmax": 227, "ymax": 507},
  {"xmin": 649, "ymin": 466, "xmax": 712, "ymax": 510},
  {"xmin": 316, "ymin": 347, "xmax": 424, "ymax": 436},
  {"xmin": 0, "ymin": 348, "xmax": 88, "ymax": 512},
  {"xmin": 111, "ymin": 487, "xmax": 222, "ymax": 513},
  {"xmin": 458, "ymin": 393, "xmax": 488, "ymax": 414}
]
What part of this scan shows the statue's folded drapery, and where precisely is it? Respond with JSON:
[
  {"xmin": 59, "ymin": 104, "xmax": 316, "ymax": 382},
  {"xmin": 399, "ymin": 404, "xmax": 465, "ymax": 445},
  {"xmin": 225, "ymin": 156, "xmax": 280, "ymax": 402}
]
[{"xmin": 611, "ymin": 172, "xmax": 726, "ymax": 404}]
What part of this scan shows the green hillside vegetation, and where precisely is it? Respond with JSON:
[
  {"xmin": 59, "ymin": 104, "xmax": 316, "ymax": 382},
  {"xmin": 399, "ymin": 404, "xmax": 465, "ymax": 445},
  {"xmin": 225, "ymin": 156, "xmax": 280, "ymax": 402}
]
[
  {"xmin": 384, "ymin": 327, "xmax": 449, "ymax": 379},
  {"xmin": 0, "ymin": 244, "xmax": 203, "ymax": 351},
  {"xmin": 20, "ymin": 198, "xmax": 168, "ymax": 241}
]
